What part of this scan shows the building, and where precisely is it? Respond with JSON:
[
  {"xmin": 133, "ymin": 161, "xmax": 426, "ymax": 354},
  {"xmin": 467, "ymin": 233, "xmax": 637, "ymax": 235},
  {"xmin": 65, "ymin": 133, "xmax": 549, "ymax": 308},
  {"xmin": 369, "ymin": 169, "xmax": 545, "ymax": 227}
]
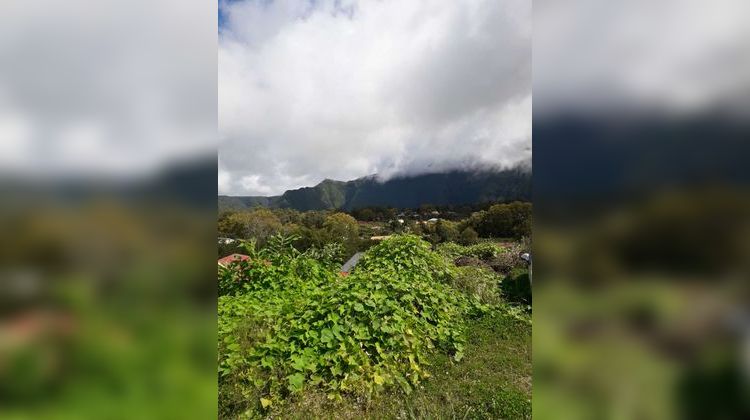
[{"xmin": 340, "ymin": 252, "xmax": 364, "ymax": 275}]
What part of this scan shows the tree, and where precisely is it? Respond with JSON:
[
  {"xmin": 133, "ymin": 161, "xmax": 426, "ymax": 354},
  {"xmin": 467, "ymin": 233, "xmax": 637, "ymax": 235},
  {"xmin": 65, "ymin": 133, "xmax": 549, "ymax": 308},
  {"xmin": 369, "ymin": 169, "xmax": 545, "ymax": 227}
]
[
  {"xmin": 459, "ymin": 227, "xmax": 479, "ymax": 245},
  {"xmin": 435, "ymin": 219, "xmax": 459, "ymax": 243},
  {"xmin": 323, "ymin": 213, "xmax": 361, "ymax": 255},
  {"xmin": 324, "ymin": 213, "xmax": 359, "ymax": 239},
  {"xmin": 301, "ymin": 210, "xmax": 327, "ymax": 229},
  {"xmin": 352, "ymin": 208, "xmax": 376, "ymax": 221},
  {"xmin": 470, "ymin": 202, "xmax": 531, "ymax": 239},
  {"xmin": 220, "ymin": 209, "xmax": 283, "ymax": 245}
]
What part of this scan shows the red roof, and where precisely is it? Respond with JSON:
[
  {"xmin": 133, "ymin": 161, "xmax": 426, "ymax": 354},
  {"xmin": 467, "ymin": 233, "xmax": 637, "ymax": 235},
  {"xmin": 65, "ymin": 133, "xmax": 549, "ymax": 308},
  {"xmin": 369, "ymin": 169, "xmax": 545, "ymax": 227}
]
[{"xmin": 218, "ymin": 253, "xmax": 251, "ymax": 266}]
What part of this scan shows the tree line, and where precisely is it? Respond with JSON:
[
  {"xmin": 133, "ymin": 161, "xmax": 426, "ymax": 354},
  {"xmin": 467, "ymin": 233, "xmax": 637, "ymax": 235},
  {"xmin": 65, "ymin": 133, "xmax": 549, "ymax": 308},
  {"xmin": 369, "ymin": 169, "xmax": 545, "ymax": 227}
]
[{"xmin": 218, "ymin": 201, "xmax": 531, "ymax": 258}]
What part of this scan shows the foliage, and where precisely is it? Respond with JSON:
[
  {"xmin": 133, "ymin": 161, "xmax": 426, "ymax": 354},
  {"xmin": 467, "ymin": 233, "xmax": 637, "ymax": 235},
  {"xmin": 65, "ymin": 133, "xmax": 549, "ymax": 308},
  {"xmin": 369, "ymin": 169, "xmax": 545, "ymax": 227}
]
[
  {"xmin": 464, "ymin": 202, "xmax": 532, "ymax": 239},
  {"xmin": 434, "ymin": 219, "xmax": 459, "ymax": 243},
  {"xmin": 0, "ymin": 204, "xmax": 217, "ymax": 418},
  {"xmin": 435, "ymin": 241, "xmax": 503, "ymax": 262},
  {"xmin": 258, "ymin": 310, "xmax": 531, "ymax": 419},
  {"xmin": 349, "ymin": 206, "xmax": 396, "ymax": 222},
  {"xmin": 303, "ymin": 242, "xmax": 346, "ymax": 270},
  {"xmin": 459, "ymin": 226, "xmax": 479, "ymax": 245},
  {"xmin": 465, "ymin": 243, "xmax": 504, "ymax": 261},
  {"xmin": 434, "ymin": 242, "xmax": 467, "ymax": 260},
  {"xmin": 451, "ymin": 266, "xmax": 503, "ymax": 306},
  {"xmin": 218, "ymin": 235, "xmax": 488, "ymax": 415},
  {"xmin": 501, "ymin": 268, "xmax": 532, "ymax": 306},
  {"xmin": 218, "ymin": 209, "xmax": 283, "ymax": 246},
  {"xmin": 488, "ymin": 241, "xmax": 528, "ymax": 275}
]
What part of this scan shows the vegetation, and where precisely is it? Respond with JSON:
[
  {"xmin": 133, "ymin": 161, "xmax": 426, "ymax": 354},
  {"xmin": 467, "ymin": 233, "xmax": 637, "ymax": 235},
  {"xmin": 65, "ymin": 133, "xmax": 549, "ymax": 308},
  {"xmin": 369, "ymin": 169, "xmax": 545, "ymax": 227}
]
[
  {"xmin": 217, "ymin": 191, "xmax": 532, "ymax": 419},
  {"xmin": 464, "ymin": 202, "xmax": 532, "ymax": 239},
  {"xmin": 1, "ymin": 202, "xmax": 216, "ymax": 418},
  {"xmin": 218, "ymin": 202, "xmax": 531, "ymax": 262},
  {"xmin": 219, "ymin": 233, "xmax": 531, "ymax": 419},
  {"xmin": 258, "ymin": 311, "xmax": 531, "ymax": 419}
]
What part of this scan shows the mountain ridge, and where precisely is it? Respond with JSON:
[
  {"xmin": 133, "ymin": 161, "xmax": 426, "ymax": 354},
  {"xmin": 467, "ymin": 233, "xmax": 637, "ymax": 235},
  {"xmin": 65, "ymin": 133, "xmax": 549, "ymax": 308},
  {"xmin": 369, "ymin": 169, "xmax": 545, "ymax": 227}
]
[{"xmin": 219, "ymin": 167, "xmax": 531, "ymax": 212}]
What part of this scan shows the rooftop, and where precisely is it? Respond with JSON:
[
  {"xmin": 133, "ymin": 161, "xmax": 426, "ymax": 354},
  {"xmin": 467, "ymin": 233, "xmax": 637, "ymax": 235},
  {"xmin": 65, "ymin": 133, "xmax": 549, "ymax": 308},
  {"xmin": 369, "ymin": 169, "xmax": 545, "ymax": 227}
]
[{"xmin": 340, "ymin": 252, "xmax": 365, "ymax": 273}]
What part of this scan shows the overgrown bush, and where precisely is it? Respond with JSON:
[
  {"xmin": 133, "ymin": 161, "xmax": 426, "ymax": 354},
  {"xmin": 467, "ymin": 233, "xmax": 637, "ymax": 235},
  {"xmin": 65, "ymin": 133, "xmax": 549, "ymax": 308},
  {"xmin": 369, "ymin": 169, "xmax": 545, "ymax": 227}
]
[
  {"xmin": 464, "ymin": 202, "xmax": 531, "ymax": 239},
  {"xmin": 488, "ymin": 241, "xmax": 528, "ymax": 275},
  {"xmin": 435, "ymin": 242, "xmax": 503, "ymax": 262},
  {"xmin": 218, "ymin": 235, "xmax": 487, "ymax": 415},
  {"xmin": 435, "ymin": 242, "xmax": 466, "ymax": 260},
  {"xmin": 465, "ymin": 243, "xmax": 503, "ymax": 261},
  {"xmin": 459, "ymin": 227, "xmax": 479, "ymax": 245},
  {"xmin": 501, "ymin": 268, "xmax": 532, "ymax": 306},
  {"xmin": 451, "ymin": 266, "xmax": 503, "ymax": 305}
]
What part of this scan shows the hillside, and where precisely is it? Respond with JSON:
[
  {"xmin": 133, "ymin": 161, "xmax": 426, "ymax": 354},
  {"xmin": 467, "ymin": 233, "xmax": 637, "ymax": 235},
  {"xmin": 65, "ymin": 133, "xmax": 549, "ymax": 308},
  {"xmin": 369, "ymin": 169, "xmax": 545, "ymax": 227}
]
[{"xmin": 218, "ymin": 167, "xmax": 531, "ymax": 212}]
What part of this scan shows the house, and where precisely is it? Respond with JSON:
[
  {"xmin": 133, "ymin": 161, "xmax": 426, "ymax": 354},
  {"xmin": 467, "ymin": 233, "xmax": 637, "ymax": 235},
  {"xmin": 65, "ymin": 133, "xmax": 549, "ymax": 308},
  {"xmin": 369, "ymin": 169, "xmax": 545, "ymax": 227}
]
[
  {"xmin": 218, "ymin": 253, "xmax": 250, "ymax": 266},
  {"xmin": 340, "ymin": 252, "xmax": 364, "ymax": 275}
]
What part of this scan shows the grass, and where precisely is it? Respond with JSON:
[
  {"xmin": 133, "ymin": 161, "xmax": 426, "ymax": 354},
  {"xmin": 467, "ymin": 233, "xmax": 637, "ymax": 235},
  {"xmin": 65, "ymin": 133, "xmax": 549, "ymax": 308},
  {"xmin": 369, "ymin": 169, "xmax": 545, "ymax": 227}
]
[{"xmin": 257, "ymin": 311, "xmax": 531, "ymax": 419}]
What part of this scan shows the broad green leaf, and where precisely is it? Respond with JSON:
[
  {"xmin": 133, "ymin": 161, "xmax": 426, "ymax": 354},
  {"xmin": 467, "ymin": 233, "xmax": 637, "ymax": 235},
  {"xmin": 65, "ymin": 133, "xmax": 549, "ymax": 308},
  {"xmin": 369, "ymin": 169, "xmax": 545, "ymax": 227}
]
[{"xmin": 287, "ymin": 373, "xmax": 305, "ymax": 392}]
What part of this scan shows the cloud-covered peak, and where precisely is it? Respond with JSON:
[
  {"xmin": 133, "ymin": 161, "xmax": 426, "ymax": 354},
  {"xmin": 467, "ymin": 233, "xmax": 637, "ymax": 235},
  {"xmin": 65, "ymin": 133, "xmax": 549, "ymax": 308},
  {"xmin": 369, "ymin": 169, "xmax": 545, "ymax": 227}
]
[{"xmin": 219, "ymin": 0, "xmax": 531, "ymax": 196}]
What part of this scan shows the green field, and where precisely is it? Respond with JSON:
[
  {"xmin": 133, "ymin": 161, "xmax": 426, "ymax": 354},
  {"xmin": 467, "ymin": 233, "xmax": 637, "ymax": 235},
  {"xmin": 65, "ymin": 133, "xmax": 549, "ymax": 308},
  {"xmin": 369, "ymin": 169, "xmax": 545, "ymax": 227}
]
[{"xmin": 218, "ymin": 235, "xmax": 531, "ymax": 419}]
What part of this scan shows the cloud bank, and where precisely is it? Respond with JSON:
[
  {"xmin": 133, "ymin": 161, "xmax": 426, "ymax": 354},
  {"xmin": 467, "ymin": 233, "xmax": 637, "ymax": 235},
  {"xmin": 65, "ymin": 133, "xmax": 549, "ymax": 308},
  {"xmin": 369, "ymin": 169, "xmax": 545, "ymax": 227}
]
[
  {"xmin": 0, "ymin": 0, "xmax": 217, "ymax": 180},
  {"xmin": 219, "ymin": 0, "xmax": 531, "ymax": 196},
  {"xmin": 534, "ymin": 0, "xmax": 750, "ymax": 116}
]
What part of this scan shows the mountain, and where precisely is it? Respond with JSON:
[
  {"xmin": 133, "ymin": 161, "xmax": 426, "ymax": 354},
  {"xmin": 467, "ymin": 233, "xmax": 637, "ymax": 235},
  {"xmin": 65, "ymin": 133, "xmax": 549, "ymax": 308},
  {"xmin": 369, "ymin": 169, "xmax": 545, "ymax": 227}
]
[
  {"xmin": 218, "ymin": 167, "xmax": 531, "ymax": 212},
  {"xmin": 2, "ymin": 156, "xmax": 217, "ymax": 212}
]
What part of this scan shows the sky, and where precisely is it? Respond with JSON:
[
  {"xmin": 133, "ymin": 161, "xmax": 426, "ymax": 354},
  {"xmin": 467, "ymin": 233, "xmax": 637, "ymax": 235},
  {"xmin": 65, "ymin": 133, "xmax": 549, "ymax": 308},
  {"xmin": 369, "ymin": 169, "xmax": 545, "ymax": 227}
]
[
  {"xmin": 534, "ymin": 0, "xmax": 750, "ymax": 116},
  {"xmin": 0, "ymin": 0, "xmax": 217, "ymax": 180},
  {"xmin": 218, "ymin": 0, "xmax": 532, "ymax": 196}
]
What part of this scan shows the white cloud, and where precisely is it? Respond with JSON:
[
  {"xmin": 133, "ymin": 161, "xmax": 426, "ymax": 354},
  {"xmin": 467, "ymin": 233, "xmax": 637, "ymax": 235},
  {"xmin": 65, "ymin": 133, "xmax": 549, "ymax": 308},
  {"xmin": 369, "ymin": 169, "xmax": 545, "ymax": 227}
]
[
  {"xmin": 219, "ymin": 0, "xmax": 531, "ymax": 195},
  {"xmin": 0, "ymin": 0, "xmax": 217, "ymax": 179},
  {"xmin": 534, "ymin": 0, "xmax": 750, "ymax": 115}
]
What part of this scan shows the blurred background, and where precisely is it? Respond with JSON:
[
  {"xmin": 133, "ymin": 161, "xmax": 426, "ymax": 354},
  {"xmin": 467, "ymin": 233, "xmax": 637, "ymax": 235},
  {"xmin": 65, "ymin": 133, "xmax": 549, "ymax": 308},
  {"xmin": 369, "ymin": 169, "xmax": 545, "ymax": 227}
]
[
  {"xmin": 4, "ymin": 0, "xmax": 750, "ymax": 418},
  {"xmin": 0, "ymin": 1, "xmax": 217, "ymax": 418},
  {"xmin": 534, "ymin": 0, "xmax": 750, "ymax": 418}
]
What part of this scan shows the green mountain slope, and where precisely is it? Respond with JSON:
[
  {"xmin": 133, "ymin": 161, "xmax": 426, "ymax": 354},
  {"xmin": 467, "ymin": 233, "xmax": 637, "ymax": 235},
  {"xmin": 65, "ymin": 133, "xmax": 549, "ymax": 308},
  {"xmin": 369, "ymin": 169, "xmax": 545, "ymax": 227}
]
[{"xmin": 218, "ymin": 168, "xmax": 531, "ymax": 212}]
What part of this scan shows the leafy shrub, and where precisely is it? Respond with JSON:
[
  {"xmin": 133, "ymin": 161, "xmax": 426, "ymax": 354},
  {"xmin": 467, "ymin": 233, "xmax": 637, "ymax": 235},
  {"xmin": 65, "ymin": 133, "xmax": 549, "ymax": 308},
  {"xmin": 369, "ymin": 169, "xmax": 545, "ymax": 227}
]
[
  {"xmin": 218, "ymin": 235, "xmax": 486, "ymax": 414},
  {"xmin": 451, "ymin": 266, "xmax": 502, "ymax": 305},
  {"xmin": 465, "ymin": 202, "xmax": 531, "ymax": 239},
  {"xmin": 303, "ymin": 242, "xmax": 345, "ymax": 270},
  {"xmin": 435, "ymin": 242, "xmax": 502, "ymax": 262},
  {"xmin": 459, "ymin": 227, "xmax": 479, "ymax": 245},
  {"xmin": 435, "ymin": 242, "xmax": 466, "ymax": 260},
  {"xmin": 501, "ymin": 268, "xmax": 532, "ymax": 306},
  {"xmin": 465, "ymin": 243, "xmax": 503, "ymax": 261},
  {"xmin": 488, "ymin": 242, "xmax": 527, "ymax": 275}
]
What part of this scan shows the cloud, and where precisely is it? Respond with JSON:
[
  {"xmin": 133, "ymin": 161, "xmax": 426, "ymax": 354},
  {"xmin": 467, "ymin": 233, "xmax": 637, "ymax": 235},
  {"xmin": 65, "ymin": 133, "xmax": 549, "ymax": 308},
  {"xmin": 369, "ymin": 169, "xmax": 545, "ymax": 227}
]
[
  {"xmin": 0, "ymin": 0, "xmax": 217, "ymax": 179},
  {"xmin": 219, "ymin": 0, "xmax": 531, "ymax": 195},
  {"xmin": 534, "ymin": 0, "xmax": 750, "ymax": 116}
]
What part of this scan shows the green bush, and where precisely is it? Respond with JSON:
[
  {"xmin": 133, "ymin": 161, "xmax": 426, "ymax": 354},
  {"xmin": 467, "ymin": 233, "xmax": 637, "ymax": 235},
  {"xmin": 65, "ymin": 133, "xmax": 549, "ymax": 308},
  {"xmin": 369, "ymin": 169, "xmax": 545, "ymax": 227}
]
[
  {"xmin": 218, "ymin": 235, "xmax": 486, "ymax": 415},
  {"xmin": 501, "ymin": 268, "xmax": 532, "ymax": 306},
  {"xmin": 458, "ymin": 227, "xmax": 479, "ymax": 245},
  {"xmin": 451, "ymin": 266, "xmax": 503, "ymax": 306},
  {"xmin": 465, "ymin": 243, "xmax": 503, "ymax": 261},
  {"xmin": 434, "ymin": 242, "xmax": 502, "ymax": 262},
  {"xmin": 434, "ymin": 242, "xmax": 467, "ymax": 260}
]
